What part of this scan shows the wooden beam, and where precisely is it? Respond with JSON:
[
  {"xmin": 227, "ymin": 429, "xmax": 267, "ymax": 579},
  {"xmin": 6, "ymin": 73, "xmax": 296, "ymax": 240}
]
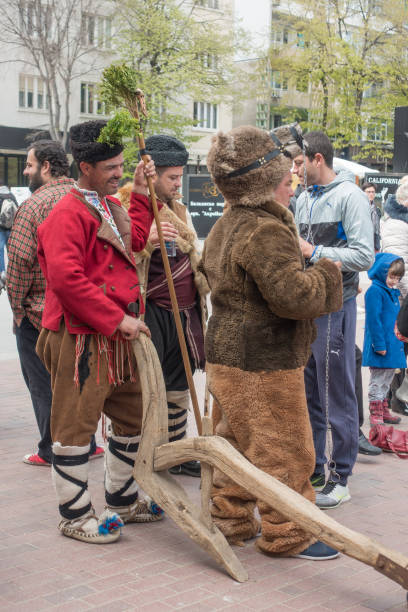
[
  {"xmin": 132, "ymin": 334, "xmax": 408, "ymax": 589},
  {"xmin": 154, "ymin": 436, "xmax": 408, "ymax": 589}
]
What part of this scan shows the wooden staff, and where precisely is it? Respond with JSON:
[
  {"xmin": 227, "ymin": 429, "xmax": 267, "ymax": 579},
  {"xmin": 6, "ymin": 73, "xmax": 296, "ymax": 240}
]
[{"xmin": 133, "ymin": 90, "xmax": 202, "ymax": 435}]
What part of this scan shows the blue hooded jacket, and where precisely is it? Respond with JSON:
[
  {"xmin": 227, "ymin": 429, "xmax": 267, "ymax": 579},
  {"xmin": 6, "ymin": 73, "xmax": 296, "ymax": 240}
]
[{"xmin": 362, "ymin": 252, "xmax": 406, "ymax": 369}]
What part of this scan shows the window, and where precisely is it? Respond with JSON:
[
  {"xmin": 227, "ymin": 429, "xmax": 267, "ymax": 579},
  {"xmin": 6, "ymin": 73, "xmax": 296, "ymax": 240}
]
[
  {"xmin": 256, "ymin": 103, "xmax": 269, "ymax": 129},
  {"xmin": 0, "ymin": 154, "xmax": 27, "ymax": 187},
  {"xmin": 20, "ymin": 1, "xmax": 51, "ymax": 37},
  {"xmin": 81, "ymin": 13, "xmax": 112, "ymax": 49},
  {"xmin": 270, "ymin": 70, "xmax": 288, "ymax": 91},
  {"xmin": 80, "ymin": 83, "xmax": 106, "ymax": 115},
  {"xmin": 256, "ymin": 108, "xmax": 283, "ymax": 130},
  {"xmin": 271, "ymin": 114, "xmax": 282, "ymax": 129},
  {"xmin": 193, "ymin": 102, "xmax": 218, "ymax": 129},
  {"xmin": 363, "ymin": 82, "xmax": 382, "ymax": 98},
  {"xmin": 201, "ymin": 53, "xmax": 218, "ymax": 70},
  {"xmin": 19, "ymin": 74, "xmax": 49, "ymax": 110},
  {"xmin": 366, "ymin": 122, "xmax": 389, "ymax": 142},
  {"xmin": 366, "ymin": 0, "xmax": 382, "ymax": 15},
  {"xmin": 271, "ymin": 27, "xmax": 289, "ymax": 45},
  {"xmin": 197, "ymin": 0, "xmax": 220, "ymax": 7}
]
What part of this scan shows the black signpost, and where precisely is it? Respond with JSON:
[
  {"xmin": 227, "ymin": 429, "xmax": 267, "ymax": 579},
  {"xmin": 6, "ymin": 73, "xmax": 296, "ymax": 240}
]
[
  {"xmin": 364, "ymin": 172, "xmax": 404, "ymax": 206},
  {"xmin": 186, "ymin": 174, "xmax": 224, "ymax": 239}
]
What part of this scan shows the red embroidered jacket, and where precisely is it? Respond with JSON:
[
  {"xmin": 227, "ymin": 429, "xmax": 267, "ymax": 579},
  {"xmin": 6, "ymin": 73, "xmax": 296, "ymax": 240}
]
[{"xmin": 37, "ymin": 188, "xmax": 153, "ymax": 336}]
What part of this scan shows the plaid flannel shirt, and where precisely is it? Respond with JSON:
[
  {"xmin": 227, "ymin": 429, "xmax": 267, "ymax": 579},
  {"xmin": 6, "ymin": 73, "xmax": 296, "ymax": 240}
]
[{"xmin": 6, "ymin": 177, "xmax": 75, "ymax": 330}]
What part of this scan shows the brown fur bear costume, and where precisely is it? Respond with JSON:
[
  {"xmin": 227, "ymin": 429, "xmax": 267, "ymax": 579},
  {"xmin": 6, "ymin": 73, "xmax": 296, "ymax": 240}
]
[{"xmin": 200, "ymin": 124, "xmax": 343, "ymax": 555}]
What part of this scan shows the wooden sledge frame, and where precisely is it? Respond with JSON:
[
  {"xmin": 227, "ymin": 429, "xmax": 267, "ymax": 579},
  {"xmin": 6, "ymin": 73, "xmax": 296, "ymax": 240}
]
[{"xmin": 132, "ymin": 334, "xmax": 408, "ymax": 589}]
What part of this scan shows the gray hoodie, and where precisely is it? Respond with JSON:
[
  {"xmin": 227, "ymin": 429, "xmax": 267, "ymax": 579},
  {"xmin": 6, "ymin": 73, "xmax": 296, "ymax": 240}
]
[{"xmin": 295, "ymin": 170, "xmax": 374, "ymax": 301}]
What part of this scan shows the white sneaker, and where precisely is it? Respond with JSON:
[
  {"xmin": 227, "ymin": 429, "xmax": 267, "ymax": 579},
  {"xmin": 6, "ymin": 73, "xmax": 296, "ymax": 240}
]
[{"xmin": 315, "ymin": 481, "xmax": 350, "ymax": 509}]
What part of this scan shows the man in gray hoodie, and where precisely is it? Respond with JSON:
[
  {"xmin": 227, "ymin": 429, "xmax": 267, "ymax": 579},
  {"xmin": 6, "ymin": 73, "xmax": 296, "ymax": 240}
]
[{"xmin": 293, "ymin": 131, "xmax": 374, "ymax": 509}]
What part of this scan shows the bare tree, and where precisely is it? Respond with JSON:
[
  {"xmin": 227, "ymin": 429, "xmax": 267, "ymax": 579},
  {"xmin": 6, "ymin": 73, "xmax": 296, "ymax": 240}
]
[{"xmin": 0, "ymin": 0, "xmax": 113, "ymax": 147}]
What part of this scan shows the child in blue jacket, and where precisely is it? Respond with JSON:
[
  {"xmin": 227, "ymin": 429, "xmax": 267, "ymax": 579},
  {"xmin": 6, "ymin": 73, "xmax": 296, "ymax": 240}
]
[{"xmin": 363, "ymin": 252, "xmax": 406, "ymax": 425}]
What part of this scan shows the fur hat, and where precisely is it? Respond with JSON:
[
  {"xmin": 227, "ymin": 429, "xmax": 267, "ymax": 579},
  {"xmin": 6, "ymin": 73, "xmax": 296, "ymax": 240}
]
[
  {"xmin": 144, "ymin": 135, "xmax": 188, "ymax": 167},
  {"xmin": 69, "ymin": 120, "xmax": 123, "ymax": 165},
  {"xmin": 207, "ymin": 124, "xmax": 303, "ymax": 208}
]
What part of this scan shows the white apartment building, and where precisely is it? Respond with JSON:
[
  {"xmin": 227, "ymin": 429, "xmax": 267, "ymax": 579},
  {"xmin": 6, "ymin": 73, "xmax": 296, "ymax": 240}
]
[
  {"xmin": 233, "ymin": 0, "xmax": 393, "ymax": 167},
  {"xmin": 233, "ymin": 0, "xmax": 312, "ymax": 132},
  {"xmin": 0, "ymin": 0, "xmax": 234, "ymax": 187}
]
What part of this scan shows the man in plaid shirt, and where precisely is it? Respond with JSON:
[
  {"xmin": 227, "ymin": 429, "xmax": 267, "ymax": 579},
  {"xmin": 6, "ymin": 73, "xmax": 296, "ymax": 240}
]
[{"xmin": 7, "ymin": 140, "xmax": 103, "ymax": 466}]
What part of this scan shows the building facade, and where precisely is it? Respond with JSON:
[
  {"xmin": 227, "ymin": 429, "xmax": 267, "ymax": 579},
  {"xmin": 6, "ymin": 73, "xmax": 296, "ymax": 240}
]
[
  {"xmin": 233, "ymin": 0, "xmax": 397, "ymax": 169},
  {"xmin": 0, "ymin": 0, "xmax": 234, "ymax": 187}
]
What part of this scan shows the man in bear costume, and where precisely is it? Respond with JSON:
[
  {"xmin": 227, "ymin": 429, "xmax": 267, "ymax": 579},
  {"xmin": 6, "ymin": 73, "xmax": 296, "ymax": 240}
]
[{"xmin": 200, "ymin": 124, "xmax": 343, "ymax": 559}]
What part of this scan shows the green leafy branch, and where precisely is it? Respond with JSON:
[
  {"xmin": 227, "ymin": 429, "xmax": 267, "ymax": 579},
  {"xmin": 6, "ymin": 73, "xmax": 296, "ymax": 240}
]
[
  {"xmin": 99, "ymin": 63, "xmax": 143, "ymax": 116},
  {"xmin": 97, "ymin": 63, "xmax": 144, "ymax": 147},
  {"xmin": 97, "ymin": 108, "xmax": 141, "ymax": 147}
]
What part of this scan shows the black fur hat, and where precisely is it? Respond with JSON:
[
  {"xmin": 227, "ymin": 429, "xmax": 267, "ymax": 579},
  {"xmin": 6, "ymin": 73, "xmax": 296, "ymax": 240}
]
[
  {"xmin": 69, "ymin": 120, "xmax": 123, "ymax": 165},
  {"xmin": 144, "ymin": 135, "xmax": 188, "ymax": 167}
]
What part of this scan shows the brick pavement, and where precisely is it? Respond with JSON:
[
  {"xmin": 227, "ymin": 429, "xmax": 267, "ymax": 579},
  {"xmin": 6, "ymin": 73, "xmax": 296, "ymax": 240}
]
[{"xmin": 1, "ymin": 287, "xmax": 408, "ymax": 611}]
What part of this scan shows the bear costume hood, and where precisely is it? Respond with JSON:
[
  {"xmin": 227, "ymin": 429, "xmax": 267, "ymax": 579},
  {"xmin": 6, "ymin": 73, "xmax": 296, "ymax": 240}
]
[{"xmin": 207, "ymin": 124, "xmax": 303, "ymax": 208}]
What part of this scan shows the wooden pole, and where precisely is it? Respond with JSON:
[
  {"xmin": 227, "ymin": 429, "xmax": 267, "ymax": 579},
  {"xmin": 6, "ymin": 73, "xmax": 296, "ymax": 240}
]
[{"xmin": 133, "ymin": 108, "xmax": 202, "ymax": 435}]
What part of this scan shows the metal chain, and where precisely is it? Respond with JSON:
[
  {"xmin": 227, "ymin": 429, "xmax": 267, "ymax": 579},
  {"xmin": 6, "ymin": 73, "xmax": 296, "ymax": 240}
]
[{"xmin": 324, "ymin": 313, "xmax": 339, "ymax": 479}]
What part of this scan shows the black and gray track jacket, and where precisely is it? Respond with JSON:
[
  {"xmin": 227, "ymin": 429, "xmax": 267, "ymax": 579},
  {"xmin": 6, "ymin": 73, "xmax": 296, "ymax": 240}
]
[{"xmin": 295, "ymin": 170, "xmax": 374, "ymax": 302}]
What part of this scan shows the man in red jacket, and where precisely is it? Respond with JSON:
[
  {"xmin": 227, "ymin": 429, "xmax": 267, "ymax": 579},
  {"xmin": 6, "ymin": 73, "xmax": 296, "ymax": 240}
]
[{"xmin": 36, "ymin": 120, "xmax": 163, "ymax": 544}]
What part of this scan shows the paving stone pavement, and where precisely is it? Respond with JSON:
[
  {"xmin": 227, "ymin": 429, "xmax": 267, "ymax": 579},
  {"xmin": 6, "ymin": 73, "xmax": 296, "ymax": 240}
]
[{"xmin": 1, "ymin": 280, "xmax": 408, "ymax": 611}]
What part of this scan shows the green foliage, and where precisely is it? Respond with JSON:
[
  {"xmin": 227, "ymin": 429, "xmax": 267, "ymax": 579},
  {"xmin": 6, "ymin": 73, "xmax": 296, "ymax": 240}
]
[
  {"xmin": 97, "ymin": 59, "xmax": 204, "ymax": 176},
  {"xmin": 268, "ymin": 103, "xmax": 308, "ymax": 130},
  {"xmin": 99, "ymin": 64, "xmax": 142, "ymax": 112},
  {"xmin": 97, "ymin": 108, "xmax": 140, "ymax": 147},
  {"xmin": 97, "ymin": 64, "xmax": 143, "ymax": 160},
  {"xmin": 101, "ymin": 0, "xmax": 240, "ymax": 147},
  {"xmin": 260, "ymin": 0, "xmax": 408, "ymax": 165}
]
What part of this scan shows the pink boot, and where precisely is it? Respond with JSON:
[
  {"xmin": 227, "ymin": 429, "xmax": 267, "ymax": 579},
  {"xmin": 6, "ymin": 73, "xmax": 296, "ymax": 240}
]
[
  {"xmin": 382, "ymin": 398, "xmax": 401, "ymax": 424},
  {"xmin": 369, "ymin": 400, "xmax": 384, "ymax": 426}
]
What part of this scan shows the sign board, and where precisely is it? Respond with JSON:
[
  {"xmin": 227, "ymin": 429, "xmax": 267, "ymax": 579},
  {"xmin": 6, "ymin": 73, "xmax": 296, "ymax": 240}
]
[
  {"xmin": 364, "ymin": 173, "xmax": 404, "ymax": 204},
  {"xmin": 186, "ymin": 174, "xmax": 224, "ymax": 239}
]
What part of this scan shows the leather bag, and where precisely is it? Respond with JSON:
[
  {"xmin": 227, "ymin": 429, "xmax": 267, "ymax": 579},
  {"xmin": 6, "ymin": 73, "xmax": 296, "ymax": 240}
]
[{"xmin": 369, "ymin": 424, "xmax": 408, "ymax": 459}]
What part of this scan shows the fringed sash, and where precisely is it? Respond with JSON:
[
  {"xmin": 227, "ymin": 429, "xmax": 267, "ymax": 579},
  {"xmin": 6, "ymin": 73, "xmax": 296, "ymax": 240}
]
[{"xmin": 74, "ymin": 333, "xmax": 137, "ymax": 387}]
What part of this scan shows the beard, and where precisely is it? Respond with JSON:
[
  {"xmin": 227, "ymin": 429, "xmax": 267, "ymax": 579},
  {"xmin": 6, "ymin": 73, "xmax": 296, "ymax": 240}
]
[
  {"xmin": 29, "ymin": 169, "xmax": 44, "ymax": 193},
  {"xmin": 155, "ymin": 186, "xmax": 177, "ymax": 204}
]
